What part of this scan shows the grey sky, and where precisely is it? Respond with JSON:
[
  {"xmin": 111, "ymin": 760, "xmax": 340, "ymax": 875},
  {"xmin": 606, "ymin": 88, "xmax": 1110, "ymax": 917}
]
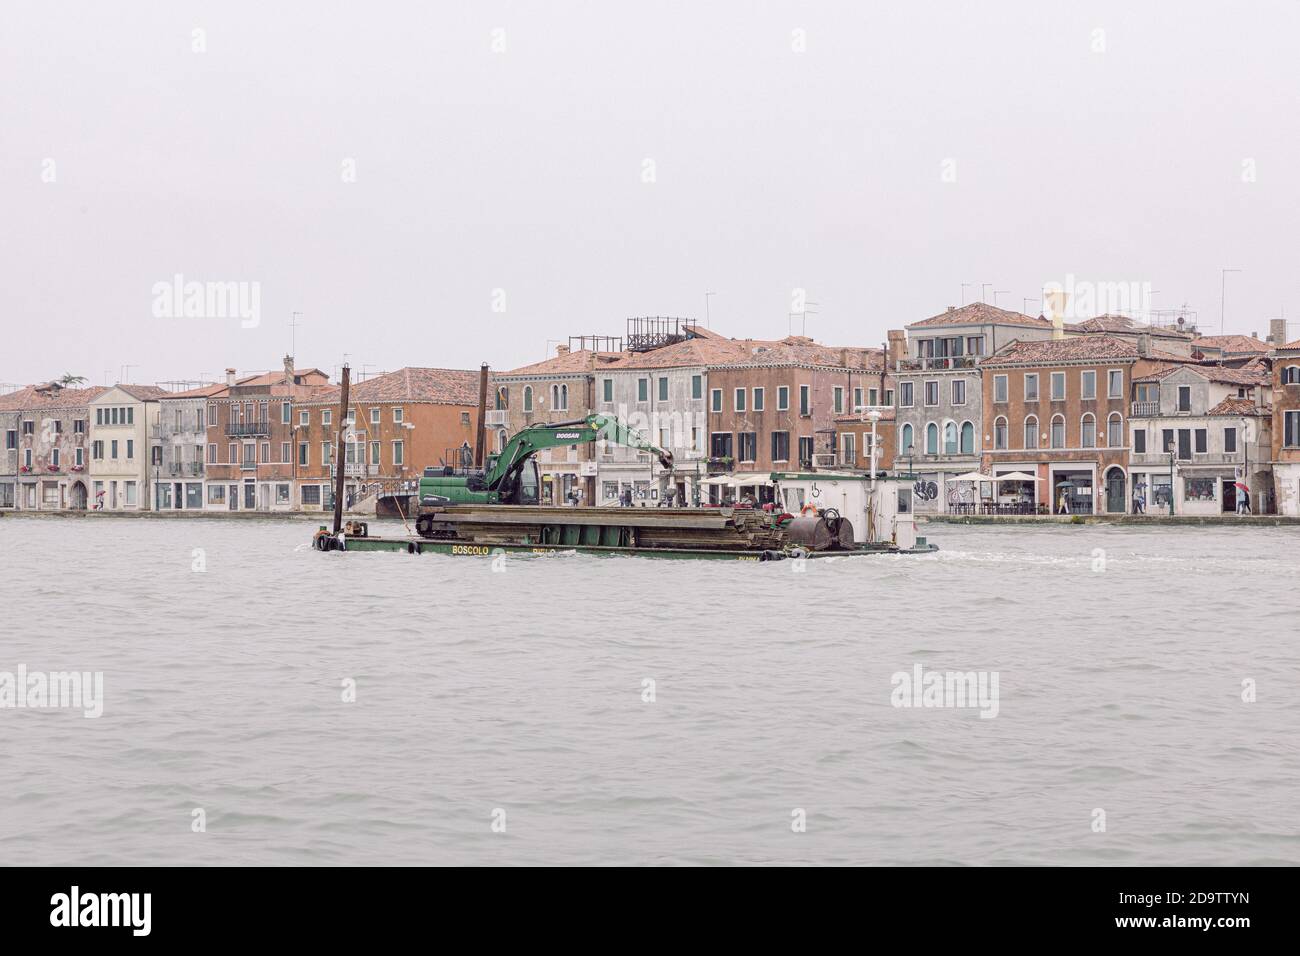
[{"xmin": 3, "ymin": 1, "xmax": 1298, "ymax": 388}]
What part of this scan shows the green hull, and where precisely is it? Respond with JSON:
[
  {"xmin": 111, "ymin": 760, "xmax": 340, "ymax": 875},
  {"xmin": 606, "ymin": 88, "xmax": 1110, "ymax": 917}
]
[{"xmin": 324, "ymin": 534, "xmax": 937, "ymax": 560}]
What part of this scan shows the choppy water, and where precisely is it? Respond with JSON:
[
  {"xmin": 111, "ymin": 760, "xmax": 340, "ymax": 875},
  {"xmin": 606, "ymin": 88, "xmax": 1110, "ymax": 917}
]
[{"xmin": 1, "ymin": 515, "xmax": 1297, "ymax": 866}]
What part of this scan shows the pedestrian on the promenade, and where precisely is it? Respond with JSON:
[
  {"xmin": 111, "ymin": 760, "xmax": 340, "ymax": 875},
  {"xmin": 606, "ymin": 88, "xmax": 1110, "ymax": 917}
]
[
  {"xmin": 1237, "ymin": 489, "xmax": 1250, "ymax": 515},
  {"xmin": 1057, "ymin": 490, "xmax": 1068, "ymax": 515}
]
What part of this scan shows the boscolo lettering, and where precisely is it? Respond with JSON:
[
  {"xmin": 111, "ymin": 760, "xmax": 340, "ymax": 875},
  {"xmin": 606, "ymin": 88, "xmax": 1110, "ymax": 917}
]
[{"xmin": 451, "ymin": 545, "xmax": 491, "ymax": 555}]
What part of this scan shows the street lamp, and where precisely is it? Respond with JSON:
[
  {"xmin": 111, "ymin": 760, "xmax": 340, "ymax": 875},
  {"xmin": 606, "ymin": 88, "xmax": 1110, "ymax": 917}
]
[
  {"xmin": 905, "ymin": 442, "xmax": 915, "ymax": 479},
  {"xmin": 1166, "ymin": 440, "xmax": 1176, "ymax": 517}
]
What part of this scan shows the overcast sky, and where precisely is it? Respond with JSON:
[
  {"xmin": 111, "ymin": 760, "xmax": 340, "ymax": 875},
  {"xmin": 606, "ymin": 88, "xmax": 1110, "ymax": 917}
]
[{"xmin": 3, "ymin": 1, "xmax": 1298, "ymax": 388}]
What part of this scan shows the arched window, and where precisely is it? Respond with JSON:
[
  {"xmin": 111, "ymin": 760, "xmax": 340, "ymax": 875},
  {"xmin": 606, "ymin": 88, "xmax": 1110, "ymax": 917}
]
[
  {"xmin": 1283, "ymin": 365, "xmax": 1300, "ymax": 385},
  {"xmin": 523, "ymin": 386, "xmax": 533, "ymax": 412},
  {"xmin": 496, "ymin": 428, "xmax": 508, "ymax": 452},
  {"xmin": 943, "ymin": 421, "xmax": 958, "ymax": 454},
  {"xmin": 495, "ymin": 387, "xmax": 508, "ymax": 411},
  {"xmin": 1080, "ymin": 413, "xmax": 1096, "ymax": 448},
  {"xmin": 551, "ymin": 384, "xmax": 560, "ymax": 407},
  {"xmin": 900, "ymin": 422, "xmax": 914, "ymax": 454},
  {"xmin": 1050, "ymin": 414, "xmax": 1066, "ymax": 448},
  {"xmin": 994, "ymin": 416, "xmax": 1008, "ymax": 450},
  {"xmin": 926, "ymin": 422, "xmax": 939, "ymax": 455},
  {"xmin": 960, "ymin": 421, "xmax": 975, "ymax": 455},
  {"xmin": 1107, "ymin": 412, "xmax": 1123, "ymax": 448},
  {"xmin": 559, "ymin": 384, "xmax": 569, "ymax": 410},
  {"xmin": 1024, "ymin": 415, "xmax": 1038, "ymax": 449}
]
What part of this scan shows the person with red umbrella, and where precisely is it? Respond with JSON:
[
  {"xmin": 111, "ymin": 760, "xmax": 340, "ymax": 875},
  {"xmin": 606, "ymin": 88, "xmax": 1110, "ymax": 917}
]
[{"xmin": 1234, "ymin": 481, "xmax": 1251, "ymax": 515}]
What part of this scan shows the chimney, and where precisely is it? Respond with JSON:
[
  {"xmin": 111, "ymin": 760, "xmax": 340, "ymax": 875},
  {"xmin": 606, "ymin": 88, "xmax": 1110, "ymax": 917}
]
[
  {"xmin": 225, "ymin": 368, "xmax": 236, "ymax": 386},
  {"xmin": 283, "ymin": 354, "xmax": 295, "ymax": 383},
  {"xmin": 1269, "ymin": 318, "xmax": 1287, "ymax": 345},
  {"xmin": 1138, "ymin": 333, "xmax": 1150, "ymax": 357},
  {"xmin": 839, "ymin": 348, "xmax": 850, "ymax": 367},
  {"xmin": 556, "ymin": 344, "xmax": 570, "ymax": 357},
  {"xmin": 887, "ymin": 329, "xmax": 907, "ymax": 368}
]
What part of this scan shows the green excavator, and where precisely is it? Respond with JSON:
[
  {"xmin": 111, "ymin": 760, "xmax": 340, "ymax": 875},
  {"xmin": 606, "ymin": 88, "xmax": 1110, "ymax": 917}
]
[{"xmin": 418, "ymin": 413, "xmax": 673, "ymax": 510}]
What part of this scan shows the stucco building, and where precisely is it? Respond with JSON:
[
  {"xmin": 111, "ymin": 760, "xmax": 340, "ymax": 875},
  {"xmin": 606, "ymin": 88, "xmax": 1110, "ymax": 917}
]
[
  {"xmin": 704, "ymin": 337, "xmax": 886, "ymax": 504},
  {"xmin": 203, "ymin": 359, "xmax": 331, "ymax": 512},
  {"xmin": 893, "ymin": 303, "xmax": 1055, "ymax": 513},
  {"xmin": 88, "ymin": 384, "xmax": 168, "ymax": 510},
  {"xmin": 154, "ymin": 384, "xmax": 223, "ymax": 510},
  {"xmin": 1271, "ymin": 338, "xmax": 1300, "ymax": 515},
  {"xmin": 490, "ymin": 346, "xmax": 622, "ymax": 506},
  {"xmin": 1, "ymin": 382, "xmax": 105, "ymax": 510},
  {"xmin": 979, "ymin": 336, "xmax": 1139, "ymax": 514},
  {"xmin": 1129, "ymin": 362, "xmax": 1272, "ymax": 514}
]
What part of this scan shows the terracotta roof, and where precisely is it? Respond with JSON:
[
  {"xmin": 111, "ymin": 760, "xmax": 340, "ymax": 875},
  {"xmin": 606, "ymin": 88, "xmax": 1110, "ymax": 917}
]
[
  {"xmin": 979, "ymin": 335, "xmax": 1139, "ymax": 366},
  {"xmin": 503, "ymin": 349, "xmax": 628, "ymax": 376},
  {"xmin": 1279, "ymin": 339, "xmax": 1300, "ymax": 351},
  {"xmin": 0, "ymin": 384, "xmax": 109, "ymax": 411},
  {"xmin": 1208, "ymin": 397, "xmax": 1267, "ymax": 416},
  {"xmin": 607, "ymin": 337, "xmax": 755, "ymax": 370},
  {"xmin": 1133, "ymin": 363, "xmax": 1269, "ymax": 386},
  {"xmin": 162, "ymin": 383, "xmax": 225, "ymax": 399},
  {"xmin": 346, "ymin": 367, "xmax": 480, "ymax": 404},
  {"xmin": 910, "ymin": 303, "xmax": 1050, "ymax": 329},
  {"xmin": 1192, "ymin": 334, "xmax": 1270, "ymax": 354},
  {"xmin": 1068, "ymin": 315, "xmax": 1192, "ymax": 339},
  {"xmin": 112, "ymin": 384, "xmax": 170, "ymax": 401}
]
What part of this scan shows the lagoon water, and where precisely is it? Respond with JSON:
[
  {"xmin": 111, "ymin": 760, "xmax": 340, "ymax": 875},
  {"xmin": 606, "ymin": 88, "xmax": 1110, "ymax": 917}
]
[{"xmin": 1, "ymin": 515, "xmax": 1297, "ymax": 866}]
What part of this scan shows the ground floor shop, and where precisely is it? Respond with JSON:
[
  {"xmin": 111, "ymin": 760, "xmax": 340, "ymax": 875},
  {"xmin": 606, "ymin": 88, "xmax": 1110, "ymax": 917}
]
[{"xmin": 1130, "ymin": 464, "xmax": 1273, "ymax": 516}]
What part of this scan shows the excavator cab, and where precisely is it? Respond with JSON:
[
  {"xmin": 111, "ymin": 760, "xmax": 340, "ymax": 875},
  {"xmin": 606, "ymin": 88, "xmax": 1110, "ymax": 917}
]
[{"xmin": 498, "ymin": 458, "xmax": 540, "ymax": 504}]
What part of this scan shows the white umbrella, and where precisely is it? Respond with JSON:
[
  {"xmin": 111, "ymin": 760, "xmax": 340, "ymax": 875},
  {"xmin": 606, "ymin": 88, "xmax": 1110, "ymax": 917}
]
[
  {"xmin": 996, "ymin": 471, "xmax": 1041, "ymax": 482},
  {"xmin": 946, "ymin": 471, "xmax": 995, "ymax": 482}
]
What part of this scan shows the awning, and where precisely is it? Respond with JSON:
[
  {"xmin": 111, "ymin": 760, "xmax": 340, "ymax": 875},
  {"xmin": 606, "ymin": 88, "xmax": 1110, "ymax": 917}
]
[
  {"xmin": 700, "ymin": 476, "xmax": 731, "ymax": 486},
  {"xmin": 731, "ymin": 472, "xmax": 774, "ymax": 487}
]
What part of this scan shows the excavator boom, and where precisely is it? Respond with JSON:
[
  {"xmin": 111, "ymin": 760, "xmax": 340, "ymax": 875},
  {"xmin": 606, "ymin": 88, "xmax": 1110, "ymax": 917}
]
[{"xmin": 487, "ymin": 414, "xmax": 672, "ymax": 492}]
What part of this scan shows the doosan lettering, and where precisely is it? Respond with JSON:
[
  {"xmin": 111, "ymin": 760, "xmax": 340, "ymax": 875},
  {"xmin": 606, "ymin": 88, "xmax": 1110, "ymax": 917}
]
[{"xmin": 49, "ymin": 886, "xmax": 151, "ymax": 936}]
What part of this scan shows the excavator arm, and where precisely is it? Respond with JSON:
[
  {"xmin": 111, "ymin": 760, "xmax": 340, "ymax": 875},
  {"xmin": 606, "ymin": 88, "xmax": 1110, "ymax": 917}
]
[{"xmin": 486, "ymin": 414, "xmax": 673, "ymax": 493}]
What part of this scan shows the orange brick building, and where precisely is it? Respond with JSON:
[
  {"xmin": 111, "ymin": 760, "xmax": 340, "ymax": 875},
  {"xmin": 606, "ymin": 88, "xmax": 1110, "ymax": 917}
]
[{"xmin": 292, "ymin": 366, "xmax": 481, "ymax": 512}]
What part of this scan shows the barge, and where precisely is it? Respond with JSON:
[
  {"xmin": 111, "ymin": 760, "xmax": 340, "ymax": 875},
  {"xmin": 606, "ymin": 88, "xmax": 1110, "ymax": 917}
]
[
  {"xmin": 314, "ymin": 472, "xmax": 936, "ymax": 561},
  {"xmin": 310, "ymin": 376, "xmax": 934, "ymax": 560}
]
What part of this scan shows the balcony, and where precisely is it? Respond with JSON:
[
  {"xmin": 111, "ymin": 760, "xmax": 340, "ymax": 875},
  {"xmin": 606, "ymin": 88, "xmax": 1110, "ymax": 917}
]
[
  {"xmin": 240, "ymin": 460, "xmax": 258, "ymax": 470},
  {"xmin": 1131, "ymin": 401, "xmax": 1159, "ymax": 416},
  {"xmin": 226, "ymin": 421, "xmax": 271, "ymax": 437},
  {"xmin": 896, "ymin": 356, "xmax": 977, "ymax": 372}
]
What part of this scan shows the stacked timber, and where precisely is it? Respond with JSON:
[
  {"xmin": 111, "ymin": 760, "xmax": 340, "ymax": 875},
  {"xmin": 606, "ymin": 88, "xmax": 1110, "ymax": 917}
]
[{"xmin": 416, "ymin": 505, "xmax": 789, "ymax": 551}]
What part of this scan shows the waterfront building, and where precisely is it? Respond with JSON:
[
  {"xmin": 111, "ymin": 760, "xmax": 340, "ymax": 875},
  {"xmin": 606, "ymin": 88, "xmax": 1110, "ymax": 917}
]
[
  {"xmin": 1189, "ymin": 333, "xmax": 1271, "ymax": 366},
  {"xmin": 1066, "ymin": 314, "xmax": 1196, "ymax": 358},
  {"xmin": 704, "ymin": 337, "xmax": 886, "ymax": 504},
  {"xmin": 0, "ymin": 382, "xmax": 105, "ymax": 510},
  {"xmin": 978, "ymin": 336, "xmax": 1139, "ymax": 514},
  {"xmin": 490, "ymin": 345, "xmax": 623, "ymax": 506},
  {"xmin": 153, "ymin": 384, "xmax": 223, "ymax": 511},
  {"xmin": 1128, "ymin": 363, "xmax": 1272, "ymax": 515},
  {"xmin": 292, "ymin": 366, "xmax": 480, "ymax": 512},
  {"xmin": 1271, "ymin": 337, "xmax": 1300, "ymax": 515},
  {"xmin": 202, "ymin": 358, "xmax": 331, "ymax": 512},
  {"xmin": 893, "ymin": 303, "xmax": 1054, "ymax": 513},
  {"xmin": 592, "ymin": 328, "xmax": 742, "ymax": 506},
  {"xmin": 88, "ymin": 384, "xmax": 168, "ymax": 510}
]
